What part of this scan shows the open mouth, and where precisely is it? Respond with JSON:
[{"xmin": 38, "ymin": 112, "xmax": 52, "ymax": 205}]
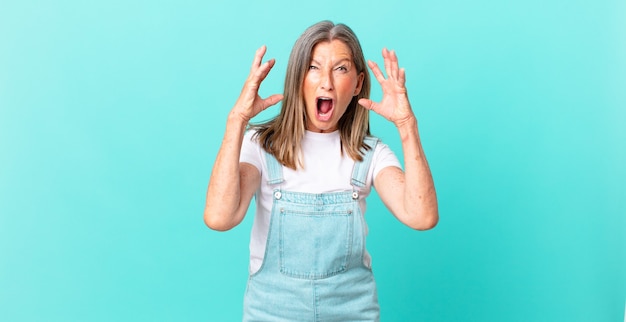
[{"xmin": 316, "ymin": 97, "xmax": 334, "ymax": 121}]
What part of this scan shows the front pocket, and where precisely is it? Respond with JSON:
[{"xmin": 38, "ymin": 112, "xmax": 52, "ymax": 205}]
[{"xmin": 279, "ymin": 209, "xmax": 353, "ymax": 279}]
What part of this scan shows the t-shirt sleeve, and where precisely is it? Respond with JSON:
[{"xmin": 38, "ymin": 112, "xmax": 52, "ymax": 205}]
[
  {"xmin": 371, "ymin": 141, "xmax": 402, "ymax": 182},
  {"xmin": 239, "ymin": 130, "xmax": 263, "ymax": 173}
]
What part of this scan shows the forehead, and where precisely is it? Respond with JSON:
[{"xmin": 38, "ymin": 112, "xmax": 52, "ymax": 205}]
[{"xmin": 310, "ymin": 39, "xmax": 353, "ymax": 60}]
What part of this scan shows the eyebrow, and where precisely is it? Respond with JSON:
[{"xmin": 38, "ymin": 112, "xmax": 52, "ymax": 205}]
[{"xmin": 310, "ymin": 58, "xmax": 353, "ymax": 66}]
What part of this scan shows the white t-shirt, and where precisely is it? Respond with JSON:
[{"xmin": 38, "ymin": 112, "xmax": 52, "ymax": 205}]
[{"xmin": 240, "ymin": 130, "xmax": 402, "ymax": 274}]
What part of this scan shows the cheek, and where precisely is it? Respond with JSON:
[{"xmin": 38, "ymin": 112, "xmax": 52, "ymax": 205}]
[
  {"xmin": 302, "ymin": 78, "xmax": 316, "ymax": 100},
  {"xmin": 338, "ymin": 77, "xmax": 358, "ymax": 95}
]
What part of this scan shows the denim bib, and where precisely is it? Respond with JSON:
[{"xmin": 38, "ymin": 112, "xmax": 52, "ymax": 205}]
[{"xmin": 243, "ymin": 137, "xmax": 381, "ymax": 322}]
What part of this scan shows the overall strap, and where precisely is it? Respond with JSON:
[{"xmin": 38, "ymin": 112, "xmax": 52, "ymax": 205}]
[
  {"xmin": 264, "ymin": 150, "xmax": 284, "ymax": 185},
  {"xmin": 350, "ymin": 136, "xmax": 380, "ymax": 188}
]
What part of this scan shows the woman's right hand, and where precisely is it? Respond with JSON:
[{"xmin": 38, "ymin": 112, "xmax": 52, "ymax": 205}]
[{"xmin": 231, "ymin": 45, "xmax": 283, "ymax": 123}]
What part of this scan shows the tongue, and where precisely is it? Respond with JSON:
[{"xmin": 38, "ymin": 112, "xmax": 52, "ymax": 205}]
[{"xmin": 319, "ymin": 100, "xmax": 332, "ymax": 114}]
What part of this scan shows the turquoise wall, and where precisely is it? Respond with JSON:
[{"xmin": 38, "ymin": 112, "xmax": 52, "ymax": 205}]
[{"xmin": 1, "ymin": 0, "xmax": 624, "ymax": 321}]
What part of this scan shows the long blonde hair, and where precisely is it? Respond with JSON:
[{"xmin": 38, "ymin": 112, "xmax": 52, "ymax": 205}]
[{"xmin": 251, "ymin": 21, "xmax": 371, "ymax": 170}]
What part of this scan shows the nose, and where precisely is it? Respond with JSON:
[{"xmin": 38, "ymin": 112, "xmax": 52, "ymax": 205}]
[{"xmin": 320, "ymin": 69, "xmax": 334, "ymax": 91}]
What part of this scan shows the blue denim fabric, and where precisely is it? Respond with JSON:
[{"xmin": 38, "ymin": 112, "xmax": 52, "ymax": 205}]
[{"xmin": 243, "ymin": 137, "xmax": 381, "ymax": 322}]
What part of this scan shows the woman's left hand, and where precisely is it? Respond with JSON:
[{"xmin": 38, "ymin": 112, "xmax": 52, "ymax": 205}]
[{"xmin": 358, "ymin": 48, "xmax": 416, "ymax": 128}]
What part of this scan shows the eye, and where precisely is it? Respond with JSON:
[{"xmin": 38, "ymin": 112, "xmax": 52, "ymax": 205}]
[
  {"xmin": 308, "ymin": 65, "xmax": 318, "ymax": 70},
  {"xmin": 336, "ymin": 66, "xmax": 348, "ymax": 72}
]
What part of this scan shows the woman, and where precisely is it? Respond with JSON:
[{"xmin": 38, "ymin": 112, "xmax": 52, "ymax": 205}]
[{"xmin": 205, "ymin": 21, "xmax": 438, "ymax": 321}]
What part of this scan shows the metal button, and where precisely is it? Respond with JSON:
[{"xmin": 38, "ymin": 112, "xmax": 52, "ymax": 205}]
[
  {"xmin": 352, "ymin": 192, "xmax": 359, "ymax": 199},
  {"xmin": 274, "ymin": 191, "xmax": 282, "ymax": 200}
]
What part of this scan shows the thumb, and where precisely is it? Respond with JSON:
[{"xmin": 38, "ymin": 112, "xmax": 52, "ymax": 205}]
[
  {"xmin": 358, "ymin": 98, "xmax": 378, "ymax": 112},
  {"xmin": 261, "ymin": 94, "xmax": 284, "ymax": 110}
]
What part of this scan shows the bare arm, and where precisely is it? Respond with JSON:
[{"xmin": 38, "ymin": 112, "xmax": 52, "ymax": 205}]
[
  {"xmin": 359, "ymin": 48, "xmax": 438, "ymax": 230},
  {"xmin": 204, "ymin": 46, "xmax": 283, "ymax": 231}
]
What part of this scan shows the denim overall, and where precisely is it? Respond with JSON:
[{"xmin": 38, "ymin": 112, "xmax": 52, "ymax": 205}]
[{"xmin": 243, "ymin": 137, "xmax": 381, "ymax": 322}]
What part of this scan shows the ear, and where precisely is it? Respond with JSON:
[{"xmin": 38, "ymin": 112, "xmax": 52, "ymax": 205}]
[{"xmin": 354, "ymin": 71, "xmax": 365, "ymax": 96}]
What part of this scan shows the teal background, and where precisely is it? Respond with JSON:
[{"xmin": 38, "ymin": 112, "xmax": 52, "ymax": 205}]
[{"xmin": 1, "ymin": 0, "xmax": 624, "ymax": 321}]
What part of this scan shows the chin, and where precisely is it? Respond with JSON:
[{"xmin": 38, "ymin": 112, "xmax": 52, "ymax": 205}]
[{"xmin": 307, "ymin": 121, "xmax": 337, "ymax": 133}]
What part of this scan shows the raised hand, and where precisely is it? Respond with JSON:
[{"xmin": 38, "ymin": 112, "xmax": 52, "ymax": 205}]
[
  {"xmin": 231, "ymin": 45, "xmax": 283, "ymax": 123},
  {"xmin": 358, "ymin": 48, "xmax": 415, "ymax": 128}
]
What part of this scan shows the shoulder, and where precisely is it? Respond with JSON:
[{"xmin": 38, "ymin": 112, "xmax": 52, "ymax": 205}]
[
  {"xmin": 366, "ymin": 136, "xmax": 396, "ymax": 158},
  {"xmin": 242, "ymin": 130, "xmax": 263, "ymax": 155},
  {"xmin": 367, "ymin": 136, "xmax": 402, "ymax": 177},
  {"xmin": 240, "ymin": 129, "xmax": 265, "ymax": 172}
]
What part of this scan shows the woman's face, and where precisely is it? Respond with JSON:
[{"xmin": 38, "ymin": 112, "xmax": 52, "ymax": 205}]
[{"xmin": 302, "ymin": 40, "xmax": 364, "ymax": 133}]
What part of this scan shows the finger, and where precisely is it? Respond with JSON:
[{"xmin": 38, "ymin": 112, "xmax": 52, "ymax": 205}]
[
  {"xmin": 398, "ymin": 67, "xmax": 406, "ymax": 86},
  {"xmin": 367, "ymin": 60, "xmax": 386, "ymax": 84},
  {"xmin": 243, "ymin": 59, "xmax": 275, "ymax": 96},
  {"xmin": 389, "ymin": 50, "xmax": 399, "ymax": 80},
  {"xmin": 261, "ymin": 94, "xmax": 284, "ymax": 110},
  {"xmin": 382, "ymin": 48, "xmax": 392, "ymax": 79},
  {"xmin": 250, "ymin": 45, "xmax": 267, "ymax": 73},
  {"xmin": 247, "ymin": 58, "xmax": 276, "ymax": 90},
  {"xmin": 255, "ymin": 58, "xmax": 276, "ymax": 81}
]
